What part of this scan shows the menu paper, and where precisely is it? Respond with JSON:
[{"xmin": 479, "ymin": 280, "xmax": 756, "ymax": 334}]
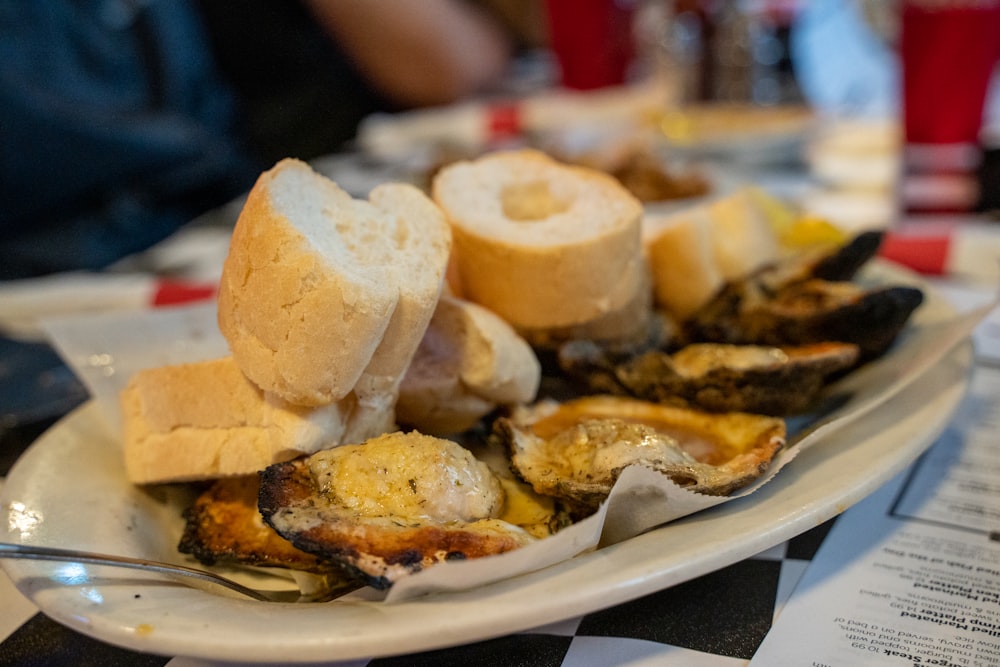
[{"xmin": 750, "ymin": 366, "xmax": 1000, "ymax": 667}]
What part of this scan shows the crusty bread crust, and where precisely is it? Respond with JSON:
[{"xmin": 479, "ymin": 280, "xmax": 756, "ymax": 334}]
[
  {"xmin": 218, "ymin": 159, "xmax": 451, "ymax": 408},
  {"xmin": 432, "ymin": 149, "xmax": 643, "ymax": 330},
  {"xmin": 518, "ymin": 254, "xmax": 654, "ymax": 350},
  {"xmin": 120, "ymin": 357, "xmax": 389, "ymax": 484},
  {"xmin": 125, "ymin": 160, "xmax": 451, "ymax": 483},
  {"xmin": 217, "ymin": 159, "xmax": 398, "ymax": 406},
  {"xmin": 643, "ymin": 188, "xmax": 782, "ymax": 322},
  {"xmin": 397, "ymin": 295, "xmax": 540, "ymax": 434},
  {"xmin": 349, "ymin": 182, "xmax": 452, "ymax": 414}
]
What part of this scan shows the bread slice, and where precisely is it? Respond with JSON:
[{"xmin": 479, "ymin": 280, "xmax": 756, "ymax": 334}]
[
  {"xmin": 518, "ymin": 253, "xmax": 653, "ymax": 350},
  {"xmin": 217, "ymin": 158, "xmax": 451, "ymax": 407},
  {"xmin": 396, "ymin": 294, "xmax": 541, "ymax": 434},
  {"xmin": 349, "ymin": 183, "xmax": 452, "ymax": 419},
  {"xmin": 431, "ymin": 149, "xmax": 643, "ymax": 331},
  {"xmin": 707, "ymin": 188, "xmax": 780, "ymax": 280},
  {"xmin": 643, "ymin": 207, "xmax": 724, "ymax": 322},
  {"xmin": 643, "ymin": 188, "xmax": 781, "ymax": 321},
  {"xmin": 120, "ymin": 356, "xmax": 391, "ymax": 484}
]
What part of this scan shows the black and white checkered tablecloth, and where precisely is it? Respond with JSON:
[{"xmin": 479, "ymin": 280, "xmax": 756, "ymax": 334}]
[{"xmin": 0, "ymin": 525, "xmax": 834, "ymax": 666}]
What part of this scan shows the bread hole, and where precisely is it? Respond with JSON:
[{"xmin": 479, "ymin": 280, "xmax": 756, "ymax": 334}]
[{"xmin": 501, "ymin": 180, "xmax": 569, "ymax": 221}]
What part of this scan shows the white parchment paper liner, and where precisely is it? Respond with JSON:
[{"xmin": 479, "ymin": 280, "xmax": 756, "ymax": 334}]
[{"xmin": 39, "ymin": 277, "xmax": 994, "ymax": 603}]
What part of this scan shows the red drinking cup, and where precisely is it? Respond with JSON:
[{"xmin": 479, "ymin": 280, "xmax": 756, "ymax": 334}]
[
  {"xmin": 900, "ymin": 0, "xmax": 1000, "ymax": 213},
  {"xmin": 545, "ymin": 0, "xmax": 636, "ymax": 90}
]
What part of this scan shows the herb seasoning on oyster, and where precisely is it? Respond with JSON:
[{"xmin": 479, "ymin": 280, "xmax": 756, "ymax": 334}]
[
  {"xmin": 258, "ymin": 431, "xmax": 538, "ymax": 589},
  {"xmin": 496, "ymin": 395, "xmax": 786, "ymax": 515}
]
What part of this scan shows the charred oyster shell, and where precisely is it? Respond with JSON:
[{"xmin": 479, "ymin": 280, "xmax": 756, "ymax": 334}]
[
  {"xmin": 675, "ymin": 230, "xmax": 922, "ymax": 359},
  {"xmin": 684, "ymin": 277, "xmax": 923, "ymax": 360},
  {"xmin": 497, "ymin": 395, "xmax": 786, "ymax": 515},
  {"xmin": 810, "ymin": 230, "xmax": 884, "ymax": 282},
  {"xmin": 258, "ymin": 431, "xmax": 536, "ymax": 590},
  {"xmin": 179, "ymin": 475, "xmax": 358, "ymax": 600},
  {"xmin": 558, "ymin": 340, "xmax": 859, "ymax": 416},
  {"xmin": 748, "ymin": 229, "xmax": 886, "ymax": 292},
  {"xmin": 180, "ymin": 475, "xmax": 340, "ymax": 574}
]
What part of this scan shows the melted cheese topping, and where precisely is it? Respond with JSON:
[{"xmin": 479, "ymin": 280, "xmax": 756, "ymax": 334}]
[
  {"xmin": 307, "ymin": 431, "xmax": 503, "ymax": 524},
  {"xmin": 539, "ymin": 419, "xmax": 697, "ymax": 481},
  {"xmin": 671, "ymin": 343, "xmax": 787, "ymax": 376}
]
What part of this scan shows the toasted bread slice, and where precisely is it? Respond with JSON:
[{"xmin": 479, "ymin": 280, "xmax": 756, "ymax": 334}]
[
  {"xmin": 432, "ymin": 149, "xmax": 644, "ymax": 331},
  {"xmin": 218, "ymin": 158, "xmax": 451, "ymax": 407}
]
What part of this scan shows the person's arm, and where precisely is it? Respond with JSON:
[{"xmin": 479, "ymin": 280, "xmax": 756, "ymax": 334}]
[{"xmin": 303, "ymin": 0, "xmax": 514, "ymax": 107}]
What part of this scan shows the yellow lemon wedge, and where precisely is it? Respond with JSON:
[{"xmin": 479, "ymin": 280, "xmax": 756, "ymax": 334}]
[
  {"xmin": 781, "ymin": 215, "xmax": 847, "ymax": 249},
  {"xmin": 744, "ymin": 186, "xmax": 846, "ymax": 250}
]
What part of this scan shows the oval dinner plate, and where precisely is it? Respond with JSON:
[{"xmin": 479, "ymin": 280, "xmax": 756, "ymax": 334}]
[{"xmin": 0, "ymin": 271, "xmax": 973, "ymax": 663}]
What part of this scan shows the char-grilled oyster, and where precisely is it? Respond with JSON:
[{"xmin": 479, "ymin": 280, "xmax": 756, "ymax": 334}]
[
  {"xmin": 496, "ymin": 395, "xmax": 786, "ymax": 515},
  {"xmin": 677, "ymin": 230, "xmax": 922, "ymax": 359},
  {"xmin": 258, "ymin": 431, "xmax": 537, "ymax": 589},
  {"xmin": 685, "ymin": 277, "xmax": 923, "ymax": 360},
  {"xmin": 557, "ymin": 340, "xmax": 859, "ymax": 416},
  {"xmin": 809, "ymin": 230, "xmax": 884, "ymax": 282},
  {"xmin": 180, "ymin": 475, "xmax": 340, "ymax": 574},
  {"xmin": 746, "ymin": 229, "xmax": 885, "ymax": 292},
  {"xmin": 179, "ymin": 475, "xmax": 358, "ymax": 600}
]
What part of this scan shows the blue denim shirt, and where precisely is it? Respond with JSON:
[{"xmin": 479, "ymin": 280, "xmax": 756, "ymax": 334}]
[{"xmin": 0, "ymin": 0, "xmax": 256, "ymax": 278}]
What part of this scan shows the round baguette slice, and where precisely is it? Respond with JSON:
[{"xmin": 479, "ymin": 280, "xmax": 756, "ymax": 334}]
[
  {"xmin": 218, "ymin": 158, "xmax": 450, "ymax": 406},
  {"xmin": 643, "ymin": 187, "xmax": 782, "ymax": 322},
  {"xmin": 643, "ymin": 207, "xmax": 724, "ymax": 322},
  {"xmin": 397, "ymin": 294, "xmax": 541, "ymax": 435},
  {"xmin": 350, "ymin": 183, "xmax": 452, "ymax": 413},
  {"xmin": 432, "ymin": 149, "xmax": 643, "ymax": 330},
  {"xmin": 519, "ymin": 253, "xmax": 653, "ymax": 350}
]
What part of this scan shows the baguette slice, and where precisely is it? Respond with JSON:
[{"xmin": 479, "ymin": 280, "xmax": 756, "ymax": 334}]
[
  {"xmin": 643, "ymin": 207, "xmax": 724, "ymax": 322},
  {"xmin": 643, "ymin": 188, "xmax": 781, "ymax": 321},
  {"xmin": 519, "ymin": 253, "xmax": 653, "ymax": 350},
  {"xmin": 120, "ymin": 357, "xmax": 391, "ymax": 485},
  {"xmin": 708, "ymin": 188, "xmax": 781, "ymax": 280},
  {"xmin": 349, "ymin": 183, "xmax": 452, "ymax": 419},
  {"xmin": 397, "ymin": 294, "xmax": 541, "ymax": 434},
  {"xmin": 217, "ymin": 158, "xmax": 450, "ymax": 407},
  {"xmin": 432, "ymin": 149, "xmax": 643, "ymax": 330}
]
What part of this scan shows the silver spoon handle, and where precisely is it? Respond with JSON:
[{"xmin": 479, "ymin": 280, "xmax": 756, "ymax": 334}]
[{"xmin": 0, "ymin": 542, "xmax": 272, "ymax": 602}]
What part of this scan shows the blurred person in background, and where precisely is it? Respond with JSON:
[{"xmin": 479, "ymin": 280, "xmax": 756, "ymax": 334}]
[{"xmin": 0, "ymin": 0, "xmax": 522, "ymax": 280}]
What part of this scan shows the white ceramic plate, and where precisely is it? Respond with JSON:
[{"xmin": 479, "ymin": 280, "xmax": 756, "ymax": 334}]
[
  {"xmin": 658, "ymin": 104, "xmax": 815, "ymax": 166},
  {"xmin": 0, "ymin": 280, "xmax": 971, "ymax": 663}
]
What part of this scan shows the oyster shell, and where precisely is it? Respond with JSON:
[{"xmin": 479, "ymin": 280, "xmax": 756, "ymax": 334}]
[
  {"xmin": 674, "ymin": 230, "xmax": 922, "ymax": 359},
  {"xmin": 684, "ymin": 277, "xmax": 923, "ymax": 360},
  {"xmin": 497, "ymin": 395, "xmax": 786, "ymax": 515},
  {"xmin": 810, "ymin": 230, "xmax": 884, "ymax": 282},
  {"xmin": 258, "ymin": 431, "xmax": 536, "ymax": 589},
  {"xmin": 558, "ymin": 340, "xmax": 859, "ymax": 416},
  {"xmin": 179, "ymin": 475, "xmax": 358, "ymax": 600},
  {"xmin": 180, "ymin": 475, "xmax": 340, "ymax": 574},
  {"xmin": 748, "ymin": 229, "xmax": 885, "ymax": 293},
  {"xmin": 467, "ymin": 432, "xmax": 574, "ymax": 539}
]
